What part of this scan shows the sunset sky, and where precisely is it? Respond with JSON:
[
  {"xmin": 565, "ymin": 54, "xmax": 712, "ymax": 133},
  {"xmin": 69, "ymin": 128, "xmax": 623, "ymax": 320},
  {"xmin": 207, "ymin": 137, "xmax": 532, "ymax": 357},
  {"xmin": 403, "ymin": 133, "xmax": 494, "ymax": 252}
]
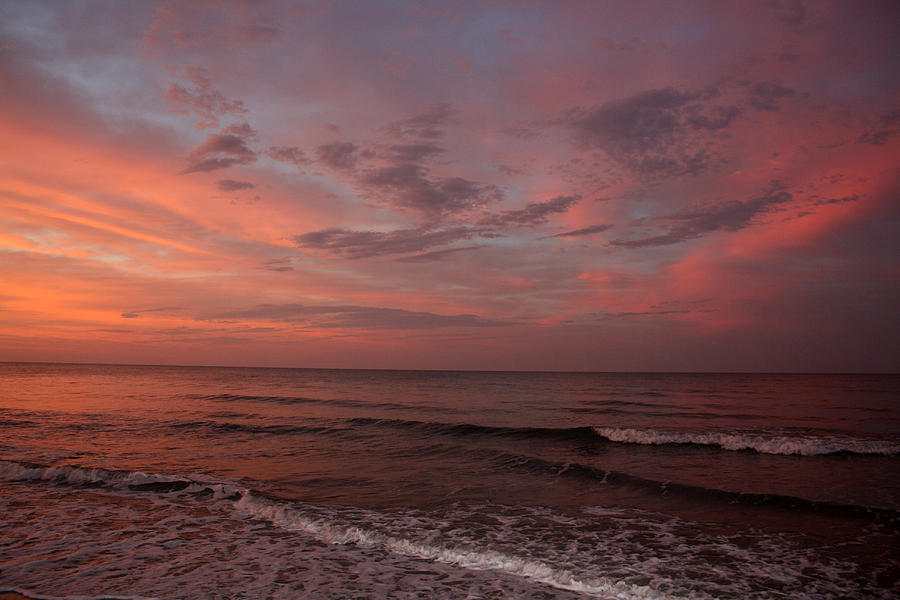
[{"xmin": 1, "ymin": 0, "xmax": 898, "ymax": 372}]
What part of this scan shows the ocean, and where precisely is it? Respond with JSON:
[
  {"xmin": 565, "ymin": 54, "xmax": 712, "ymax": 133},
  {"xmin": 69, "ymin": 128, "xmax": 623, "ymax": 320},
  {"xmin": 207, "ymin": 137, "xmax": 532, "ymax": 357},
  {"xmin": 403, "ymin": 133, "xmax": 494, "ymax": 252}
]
[{"xmin": 1, "ymin": 363, "xmax": 897, "ymax": 599}]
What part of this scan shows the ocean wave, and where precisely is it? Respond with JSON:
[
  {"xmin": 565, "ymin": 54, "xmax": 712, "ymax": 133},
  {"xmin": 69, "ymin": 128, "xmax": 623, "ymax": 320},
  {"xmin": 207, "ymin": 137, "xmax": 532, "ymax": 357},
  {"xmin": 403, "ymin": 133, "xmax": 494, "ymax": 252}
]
[
  {"xmin": 234, "ymin": 492, "xmax": 671, "ymax": 599},
  {"xmin": 8, "ymin": 453, "xmax": 893, "ymax": 523},
  {"xmin": 2, "ymin": 458, "xmax": 893, "ymax": 598},
  {"xmin": 347, "ymin": 417, "xmax": 600, "ymax": 442},
  {"xmin": 592, "ymin": 427, "xmax": 900, "ymax": 456},
  {"xmin": 348, "ymin": 417, "xmax": 900, "ymax": 457},
  {"xmin": 166, "ymin": 420, "xmax": 349, "ymax": 437},
  {"xmin": 200, "ymin": 393, "xmax": 446, "ymax": 413},
  {"xmin": 493, "ymin": 453, "xmax": 899, "ymax": 521},
  {"xmin": 0, "ymin": 459, "xmax": 244, "ymax": 499},
  {"xmin": 0, "ymin": 459, "xmax": 674, "ymax": 599}
]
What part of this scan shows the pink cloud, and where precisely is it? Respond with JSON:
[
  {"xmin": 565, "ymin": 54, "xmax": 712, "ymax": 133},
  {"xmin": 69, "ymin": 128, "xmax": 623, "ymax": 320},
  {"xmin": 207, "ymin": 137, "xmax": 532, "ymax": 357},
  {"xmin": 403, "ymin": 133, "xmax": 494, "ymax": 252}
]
[{"xmin": 0, "ymin": 0, "xmax": 897, "ymax": 371}]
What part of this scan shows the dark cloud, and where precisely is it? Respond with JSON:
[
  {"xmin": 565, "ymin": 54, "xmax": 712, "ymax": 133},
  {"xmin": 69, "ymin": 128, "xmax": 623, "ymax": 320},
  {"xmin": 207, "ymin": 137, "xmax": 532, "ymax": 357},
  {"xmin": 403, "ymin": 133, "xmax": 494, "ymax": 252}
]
[
  {"xmin": 153, "ymin": 326, "xmax": 208, "ymax": 336},
  {"xmin": 389, "ymin": 144, "xmax": 444, "ymax": 162},
  {"xmin": 165, "ymin": 67, "xmax": 248, "ymax": 128},
  {"xmin": 548, "ymin": 224, "xmax": 613, "ymax": 238},
  {"xmin": 747, "ymin": 81, "xmax": 795, "ymax": 112},
  {"xmin": 217, "ymin": 179, "xmax": 255, "ymax": 192},
  {"xmin": 856, "ymin": 110, "xmax": 900, "ymax": 146},
  {"xmin": 683, "ymin": 104, "xmax": 741, "ymax": 130},
  {"xmin": 603, "ymin": 309, "xmax": 693, "ymax": 319},
  {"xmin": 810, "ymin": 194, "xmax": 859, "ymax": 206},
  {"xmin": 296, "ymin": 196, "xmax": 581, "ymax": 259},
  {"xmin": 613, "ymin": 184, "xmax": 793, "ymax": 248},
  {"xmin": 120, "ymin": 307, "xmax": 180, "ymax": 319},
  {"xmin": 207, "ymin": 303, "xmax": 511, "ymax": 329},
  {"xmin": 295, "ymin": 226, "xmax": 487, "ymax": 259},
  {"xmin": 479, "ymin": 195, "xmax": 580, "ymax": 228},
  {"xmin": 316, "ymin": 142, "xmax": 358, "ymax": 170},
  {"xmin": 395, "ymin": 245, "xmax": 489, "ymax": 262},
  {"xmin": 360, "ymin": 163, "xmax": 502, "ymax": 216},
  {"xmin": 389, "ymin": 103, "xmax": 454, "ymax": 139},
  {"xmin": 262, "ymin": 257, "xmax": 294, "ymax": 272},
  {"xmin": 180, "ymin": 127, "xmax": 257, "ymax": 174},
  {"xmin": 265, "ymin": 146, "xmax": 311, "ymax": 166},
  {"xmin": 221, "ymin": 122, "xmax": 257, "ymax": 138},
  {"xmin": 568, "ymin": 88, "xmax": 737, "ymax": 176}
]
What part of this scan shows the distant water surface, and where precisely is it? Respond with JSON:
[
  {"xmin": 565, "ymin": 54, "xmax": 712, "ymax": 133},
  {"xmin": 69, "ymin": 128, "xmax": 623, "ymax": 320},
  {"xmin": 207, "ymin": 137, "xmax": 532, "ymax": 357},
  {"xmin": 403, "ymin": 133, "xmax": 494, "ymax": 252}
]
[{"xmin": 1, "ymin": 363, "xmax": 898, "ymax": 599}]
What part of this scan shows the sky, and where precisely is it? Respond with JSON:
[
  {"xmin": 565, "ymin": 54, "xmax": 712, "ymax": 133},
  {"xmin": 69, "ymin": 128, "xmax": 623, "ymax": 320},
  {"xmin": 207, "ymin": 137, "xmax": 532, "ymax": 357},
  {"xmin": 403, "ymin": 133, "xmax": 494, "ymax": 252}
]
[{"xmin": 0, "ymin": 0, "xmax": 898, "ymax": 372}]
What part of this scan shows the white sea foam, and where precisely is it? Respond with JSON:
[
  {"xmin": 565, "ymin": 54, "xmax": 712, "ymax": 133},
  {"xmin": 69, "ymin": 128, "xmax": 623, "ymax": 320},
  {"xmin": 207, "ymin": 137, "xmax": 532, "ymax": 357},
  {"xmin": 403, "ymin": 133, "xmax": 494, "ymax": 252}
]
[
  {"xmin": 234, "ymin": 493, "xmax": 678, "ymax": 599},
  {"xmin": 0, "ymin": 458, "xmax": 883, "ymax": 600},
  {"xmin": 4, "ymin": 460, "xmax": 665, "ymax": 597},
  {"xmin": 592, "ymin": 427, "xmax": 900, "ymax": 456},
  {"xmin": 0, "ymin": 460, "xmax": 245, "ymax": 499}
]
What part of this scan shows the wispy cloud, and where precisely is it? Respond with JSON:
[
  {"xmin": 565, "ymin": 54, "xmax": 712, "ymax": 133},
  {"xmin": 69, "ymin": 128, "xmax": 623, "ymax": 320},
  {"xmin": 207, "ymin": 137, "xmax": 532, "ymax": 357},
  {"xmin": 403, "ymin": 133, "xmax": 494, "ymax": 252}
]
[
  {"xmin": 217, "ymin": 179, "xmax": 255, "ymax": 192},
  {"xmin": 479, "ymin": 195, "xmax": 580, "ymax": 228},
  {"xmin": 207, "ymin": 303, "xmax": 513, "ymax": 329},
  {"xmin": 294, "ymin": 226, "xmax": 488, "ymax": 259},
  {"xmin": 180, "ymin": 125, "xmax": 258, "ymax": 174},
  {"xmin": 316, "ymin": 142, "xmax": 358, "ymax": 170},
  {"xmin": 613, "ymin": 184, "xmax": 793, "ymax": 248},
  {"xmin": 395, "ymin": 245, "xmax": 489, "ymax": 262},
  {"xmin": 547, "ymin": 224, "xmax": 613, "ymax": 238},
  {"xmin": 165, "ymin": 67, "xmax": 248, "ymax": 129},
  {"xmin": 566, "ymin": 87, "xmax": 738, "ymax": 177}
]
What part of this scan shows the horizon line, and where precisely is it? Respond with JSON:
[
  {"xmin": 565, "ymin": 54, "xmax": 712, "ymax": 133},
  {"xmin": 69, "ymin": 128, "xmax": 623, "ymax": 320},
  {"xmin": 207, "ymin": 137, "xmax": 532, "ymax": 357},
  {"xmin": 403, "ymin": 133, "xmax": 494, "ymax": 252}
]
[{"xmin": 1, "ymin": 360, "xmax": 896, "ymax": 376}]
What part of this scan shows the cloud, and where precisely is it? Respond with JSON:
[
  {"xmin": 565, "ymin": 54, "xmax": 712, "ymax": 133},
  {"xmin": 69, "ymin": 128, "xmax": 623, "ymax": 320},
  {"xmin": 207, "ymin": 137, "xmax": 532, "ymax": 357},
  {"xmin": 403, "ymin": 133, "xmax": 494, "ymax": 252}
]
[
  {"xmin": 856, "ymin": 110, "xmax": 900, "ymax": 146},
  {"xmin": 316, "ymin": 142, "xmax": 358, "ymax": 170},
  {"xmin": 261, "ymin": 257, "xmax": 294, "ymax": 272},
  {"xmin": 389, "ymin": 143, "xmax": 444, "ymax": 162},
  {"xmin": 180, "ymin": 126, "xmax": 257, "ymax": 174},
  {"xmin": 613, "ymin": 184, "xmax": 793, "ymax": 248},
  {"xmin": 296, "ymin": 196, "xmax": 581, "ymax": 259},
  {"xmin": 222, "ymin": 123, "xmax": 257, "ymax": 138},
  {"xmin": 207, "ymin": 303, "xmax": 512, "ymax": 329},
  {"xmin": 388, "ymin": 103, "xmax": 454, "ymax": 139},
  {"xmin": 217, "ymin": 179, "xmax": 255, "ymax": 192},
  {"xmin": 747, "ymin": 81, "xmax": 795, "ymax": 112},
  {"xmin": 548, "ymin": 224, "xmax": 613, "ymax": 238},
  {"xmin": 120, "ymin": 307, "xmax": 180, "ymax": 319},
  {"xmin": 165, "ymin": 67, "xmax": 248, "ymax": 128},
  {"xmin": 479, "ymin": 195, "xmax": 580, "ymax": 228},
  {"xmin": 360, "ymin": 163, "xmax": 502, "ymax": 217},
  {"xmin": 265, "ymin": 145, "xmax": 311, "ymax": 165},
  {"xmin": 395, "ymin": 245, "xmax": 489, "ymax": 262},
  {"xmin": 810, "ymin": 194, "xmax": 859, "ymax": 206},
  {"xmin": 568, "ymin": 87, "xmax": 738, "ymax": 176},
  {"xmin": 294, "ymin": 226, "xmax": 488, "ymax": 259},
  {"xmin": 145, "ymin": 3, "xmax": 281, "ymax": 51}
]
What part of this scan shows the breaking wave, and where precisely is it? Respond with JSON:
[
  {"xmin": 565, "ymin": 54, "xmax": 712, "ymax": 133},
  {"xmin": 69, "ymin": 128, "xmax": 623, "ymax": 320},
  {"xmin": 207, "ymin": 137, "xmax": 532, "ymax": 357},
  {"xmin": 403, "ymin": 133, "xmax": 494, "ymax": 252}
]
[
  {"xmin": 0, "ymin": 459, "xmax": 674, "ymax": 599},
  {"xmin": 0, "ymin": 459, "xmax": 244, "ymax": 499},
  {"xmin": 234, "ymin": 492, "xmax": 669, "ymax": 598},
  {"xmin": 592, "ymin": 427, "xmax": 900, "ymax": 456}
]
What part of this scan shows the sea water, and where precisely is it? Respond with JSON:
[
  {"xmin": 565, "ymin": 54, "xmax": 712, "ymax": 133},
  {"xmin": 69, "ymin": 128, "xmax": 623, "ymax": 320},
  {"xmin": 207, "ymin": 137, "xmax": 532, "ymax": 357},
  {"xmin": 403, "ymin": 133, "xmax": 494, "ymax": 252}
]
[{"xmin": 1, "ymin": 363, "xmax": 897, "ymax": 598}]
